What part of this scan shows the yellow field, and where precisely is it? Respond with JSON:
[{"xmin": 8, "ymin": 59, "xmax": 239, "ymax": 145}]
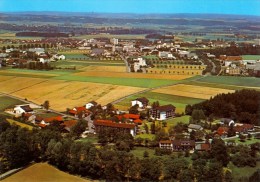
[
  {"xmin": 147, "ymin": 68, "xmax": 204, "ymax": 76},
  {"xmin": 0, "ymin": 75, "xmax": 15, "ymax": 82},
  {"xmin": 2, "ymin": 163, "xmax": 91, "ymax": 182},
  {"xmin": 0, "ymin": 77, "xmax": 47, "ymax": 93},
  {"xmin": 0, "ymin": 78, "xmax": 144, "ymax": 111},
  {"xmin": 74, "ymin": 71, "xmax": 193, "ymax": 80},
  {"xmin": 0, "ymin": 70, "xmax": 58, "ymax": 77},
  {"xmin": 79, "ymin": 65, "xmax": 126, "ymax": 72},
  {"xmin": 6, "ymin": 119, "xmax": 33, "ymax": 130},
  {"xmin": 152, "ymin": 84, "xmax": 235, "ymax": 99}
]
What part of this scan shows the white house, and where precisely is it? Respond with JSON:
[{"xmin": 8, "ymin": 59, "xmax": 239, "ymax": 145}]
[
  {"xmin": 13, "ymin": 104, "xmax": 33, "ymax": 115},
  {"xmin": 85, "ymin": 101, "xmax": 98, "ymax": 109},
  {"xmin": 131, "ymin": 97, "xmax": 149, "ymax": 108},
  {"xmin": 150, "ymin": 104, "xmax": 176, "ymax": 121},
  {"xmin": 39, "ymin": 58, "xmax": 49, "ymax": 63},
  {"xmin": 53, "ymin": 54, "xmax": 66, "ymax": 60},
  {"xmin": 158, "ymin": 51, "xmax": 176, "ymax": 59},
  {"xmin": 133, "ymin": 57, "xmax": 147, "ymax": 72},
  {"xmin": 29, "ymin": 48, "xmax": 45, "ymax": 55}
]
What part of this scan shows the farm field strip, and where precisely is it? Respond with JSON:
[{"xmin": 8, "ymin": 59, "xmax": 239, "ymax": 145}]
[
  {"xmin": 74, "ymin": 71, "xmax": 193, "ymax": 80},
  {"xmin": 5, "ymin": 119, "xmax": 34, "ymax": 130},
  {"xmin": 78, "ymin": 65, "xmax": 127, "ymax": 72},
  {"xmin": 152, "ymin": 84, "xmax": 235, "ymax": 100},
  {"xmin": 198, "ymin": 76, "xmax": 260, "ymax": 88},
  {"xmin": 0, "ymin": 70, "xmax": 59, "ymax": 77},
  {"xmin": 5, "ymin": 78, "xmax": 145, "ymax": 111},
  {"xmin": 0, "ymin": 75, "xmax": 16, "ymax": 82}
]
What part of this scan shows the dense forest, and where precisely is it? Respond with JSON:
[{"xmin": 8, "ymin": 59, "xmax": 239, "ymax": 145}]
[
  {"xmin": 16, "ymin": 32, "xmax": 69, "ymax": 37},
  {"xmin": 191, "ymin": 90, "xmax": 260, "ymax": 125}
]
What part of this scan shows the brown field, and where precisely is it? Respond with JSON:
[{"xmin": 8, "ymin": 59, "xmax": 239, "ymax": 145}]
[
  {"xmin": 152, "ymin": 84, "xmax": 235, "ymax": 99},
  {"xmin": 74, "ymin": 71, "xmax": 193, "ymax": 80},
  {"xmin": 79, "ymin": 65, "xmax": 127, "ymax": 72},
  {"xmin": 0, "ymin": 77, "xmax": 47, "ymax": 93},
  {"xmin": 0, "ymin": 78, "xmax": 144, "ymax": 111},
  {"xmin": 2, "ymin": 163, "xmax": 91, "ymax": 182}
]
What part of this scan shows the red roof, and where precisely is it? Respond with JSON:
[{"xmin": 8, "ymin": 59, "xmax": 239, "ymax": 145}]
[
  {"xmin": 134, "ymin": 119, "xmax": 142, "ymax": 124},
  {"xmin": 62, "ymin": 120, "xmax": 77, "ymax": 128},
  {"xmin": 159, "ymin": 140, "xmax": 172, "ymax": 144},
  {"xmin": 117, "ymin": 114, "xmax": 140, "ymax": 120},
  {"xmin": 44, "ymin": 116, "xmax": 63, "ymax": 123},
  {"xmin": 38, "ymin": 123, "xmax": 47, "ymax": 128},
  {"xmin": 217, "ymin": 127, "xmax": 229, "ymax": 136},
  {"xmin": 94, "ymin": 120, "xmax": 136, "ymax": 129}
]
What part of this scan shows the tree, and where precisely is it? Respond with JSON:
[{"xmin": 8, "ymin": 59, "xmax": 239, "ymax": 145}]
[
  {"xmin": 185, "ymin": 104, "xmax": 192, "ymax": 115},
  {"xmin": 70, "ymin": 120, "xmax": 88, "ymax": 137},
  {"xmin": 179, "ymin": 169, "xmax": 194, "ymax": 182},
  {"xmin": 191, "ymin": 109, "xmax": 206, "ymax": 123},
  {"xmin": 129, "ymin": 104, "xmax": 139, "ymax": 114},
  {"xmin": 150, "ymin": 122, "xmax": 156, "ymax": 134},
  {"xmin": 152, "ymin": 101, "xmax": 160, "ymax": 109},
  {"xmin": 144, "ymin": 123, "xmax": 149, "ymax": 134},
  {"xmin": 42, "ymin": 100, "xmax": 50, "ymax": 111},
  {"xmin": 210, "ymin": 139, "xmax": 229, "ymax": 167},
  {"xmin": 143, "ymin": 151, "xmax": 149, "ymax": 158}
]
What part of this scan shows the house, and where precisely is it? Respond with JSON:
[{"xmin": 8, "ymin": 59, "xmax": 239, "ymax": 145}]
[
  {"xmin": 85, "ymin": 101, "xmax": 98, "ymax": 109},
  {"xmin": 131, "ymin": 97, "xmax": 149, "ymax": 108},
  {"xmin": 206, "ymin": 53, "xmax": 216, "ymax": 58},
  {"xmin": 188, "ymin": 124, "xmax": 203, "ymax": 132},
  {"xmin": 158, "ymin": 51, "xmax": 176, "ymax": 59},
  {"xmin": 159, "ymin": 140, "xmax": 173, "ymax": 150},
  {"xmin": 53, "ymin": 54, "xmax": 66, "ymax": 60},
  {"xmin": 14, "ymin": 104, "xmax": 33, "ymax": 115},
  {"xmin": 195, "ymin": 142, "xmax": 211, "ymax": 151},
  {"xmin": 36, "ymin": 116, "xmax": 63, "ymax": 127},
  {"xmin": 62, "ymin": 120, "xmax": 77, "ymax": 132},
  {"xmin": 28, "ymin": 48, "xmax": 45, "ymax": 55},
  {"xmin": 69, "ymin": 107, "xmax": 90, "ymax": 118},
  {"xmin": 133, "ymin": 57, "xmax": 147, "ymax": 72},
  {"xmin": 172, "ymin": 140, "xmax": 195, "ymax": 151},
  {"xmin": 150, "ymin": 104, "xmax": 175, "ymax": 120},
  {"xmin": 234, "ymin": 123, "xmax": 254, "ymax": 134},
  {"xmin": 93, "ymin": 120, "xmax": 137, "ymax": 136},
  {"xmin": 159, "ymin": 140, "xmax": 195, "ymax": 151},
  {"xmin": 220, "ymin": 55, "xmax": 243, "ymax": 67},
  {"xmin": 117, "ymin": 114, "xmax": 142, "ymax": 125},
  {"xmin": 216, "ymin": 126, "xmax": 229, "ymax": 138}
]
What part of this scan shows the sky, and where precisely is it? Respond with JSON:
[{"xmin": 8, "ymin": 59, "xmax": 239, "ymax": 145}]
[{"xmin": 0, "ymin": 0, "xmax": 259, "ymax": 16}]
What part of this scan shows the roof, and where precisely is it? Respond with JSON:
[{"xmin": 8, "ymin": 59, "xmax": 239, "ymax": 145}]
[
  {"xmin": 154, "ymin": 104, "xmax": 176, "ymax": 112},
  {"xmin": 195, "ymin": 143, "xmax": 211, "ymax": 151},
  {"xmin": 43, "ymin": 116, "xmax": 63, "ymax": 123},
  {"xmin": 20, "ymin": 105, "xmax": 33, "ymax": 112},
  {"xmin": 38, "ymin": 123, "xmax": 47, "ymax": 128},
  {"xmin": 188, "ymin": 124, "xmax": 203, "ymax": 130},
  {"xmin": 220, "ymin": 55, "xmax": 242, "ymax": 61},
  {"xmin": 62, "ymin": 120, "xmax": 77, "ymax": 129},
  {"xmin": 217, "ymin": 126, "xmax": 229, "ymax": 136},
  {"xmin": 135, "ymin": 97, "xmax": 149, "ymax": 103},
  {"xmin": 172, "ymin": 140, "xmax": 195, "ymax": 146},
  {"xmin": 94, "ymin": 120, "xmax": 136, "ymax": 129},
  {"xmin": 159, "ymin": 140, "xmax": 172, "ymax": 144},
  {"xmin": 88, "ymin": 101, "xmax": 98, "ymax": 105},
  {"xmin": 133, "ymin": 119, "xmax": 142, "ymax": 124}
]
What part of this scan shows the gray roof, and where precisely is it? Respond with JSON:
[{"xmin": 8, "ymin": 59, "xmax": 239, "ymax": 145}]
[{"xmin": 188, "ymin": 124, "xmax": 203, "ymax": 130}]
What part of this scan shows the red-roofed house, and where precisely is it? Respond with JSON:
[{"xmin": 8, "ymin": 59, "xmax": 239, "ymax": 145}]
[
  {"xmin": 216, "ymin": 126, "xmax": 229, "ymax": 138},
  {"xmin": 36, "ymin": 116, "xmax": 63, "ymax": 126},
  {"xmin": 62, "ymin": 120, "xmax": 77, "ymax": 132},
  {"xmin": 94, "ymin": 120, "xmax": 137, "ymax": 136},
  {"xmin": 69, "ymin": 107, "xmax": 90, "ymax": 118}
]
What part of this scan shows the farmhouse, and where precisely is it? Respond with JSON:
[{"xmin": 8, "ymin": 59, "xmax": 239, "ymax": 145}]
[
  {"xmin": 13, "ymin": 104, "xmax": 33, "ymax": 115},
  {"xmin": 188, "ymin": 124, "xmax": 203, "ymax": 132},
  {"xmin": 86, "ymin": 101, "xmax": 98, "ymax": 109},
  {"xmin": 36, "ymin": 115, "xmax": 63, "ymax": 127},
  {"xmin": 117, "ymin": 114, "xmax": 142, "ymax": 125},
  {"xmin": 159, "ymin": 140, "xmax": 195, "ymax": 151},
  {"xmin": 158, "ymin": 51, "xmax": 176, "ymax": 59},
  {"xmin": 220, "ymin": 55, "xmax": 243, "ymax": 67},
  {"xmin": 149, "ymin": 104, "xmax": 175, "ymax": 120},
  {"xmin": 53, "ymin": 54, "xmax": 66, "ymax": 60},
  {"xmin": 69, "ymin": 106, "xmax": 90, "ymax": 118},
  {"xmin": 131, "ymin": 97, "xmax": 149, "ymax": 108},
  {"xmin": 62, "ymin": 120, "xmax": 77, "ymax": 132},
  {"xmin": 94, "ymin": 120, "xmax": 137, "ymax": 136},
  {"xmin": 195, "ymin": 142, "xmax": 211, "ymax": 151}
]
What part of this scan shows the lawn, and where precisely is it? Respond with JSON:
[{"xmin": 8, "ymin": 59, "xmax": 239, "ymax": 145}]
[
  {"xmin": 2, "ymin": 163, "xmax": 90, "ymax": 182},
  {"xmin": 228, "ymin": 162, "xmax": 260, "ymax": 182},
  {"xmin": 0, "ymin": 96, "xmax": 25, "ymax": 111},
  {"xmin": 63, "ymin": 53, "xmax": 89, "ymax": 59},
  {"xmin": 54, "ymin": 75, "xmax": 178, "ymax": 88},
  {"xmin": 242, "ymin": 55, "xmax": 260, "ymax": 60},
  {"xmin": 130, "ymin": 147, "xmax": 156, "ymax": 158},
  {"xmin": 166, "ymin": 115, "xmax": 191, "ymax": 128},
  {"xmin": 225, "ymin": 137, "xmax": 260, "ymax": 145},
  {"xmin": 76, "ymin": 136, "xmax": 99, "ymax": 143},
  {"xmin": 6, "ymin": 119, "xmax": 34, "ymax": 130},
  {"xmin": 198, "ymin": 76, "xmax": 260, "ymax": 88}
]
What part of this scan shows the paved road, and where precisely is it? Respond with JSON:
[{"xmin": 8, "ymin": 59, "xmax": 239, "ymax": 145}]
[
  {"xmin": 120, "ymin": 55, "xmax": 131, "ymax": 73},
  {"xmin": 208, "ymin": 59, "xmax": 216, "ymax": 73}
]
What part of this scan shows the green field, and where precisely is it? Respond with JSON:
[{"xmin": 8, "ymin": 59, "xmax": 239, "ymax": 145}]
[
  {"xmin": 6, "ymin": 119, "xmax": 34, "ymax": 130},
  {"xmin": 165, "ymin": 115, "xmax": 191, "ymax": 128},
  {"xmin": 116, "ymin": 92, "xmax": 204, "ymax": 113},
  {"xmin": 228, "ymin": 162, "xmax": 260, "ymax": 182},
  {"xmin": 0, "ymin": 96, "xmax": 25, "ymax": 111},
  {"xmin": 51, "ymin": 60, "xmax": 124, "ymax": 68},
  {"xmin": 130, "ymin": 147, "xmax": 156, "ymax": 158},
  {"xmin": 198, "ymin": 76, "xmax": 260, "ymax": 88},
  {"xmin": 63, "ymin": 53, "xmax": 89, "ymax": 59},
  {"xmin": 54, "ymin": 75, "xmax": 179, "ymax": 88},
  {"xmin": 242, "ymin": 55, "xmax": 260, "ymax": 60}
]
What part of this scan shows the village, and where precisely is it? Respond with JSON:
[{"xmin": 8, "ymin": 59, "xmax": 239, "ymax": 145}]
[{"xmin": 0, "ymin": 35, "xmax": 260, "ymax": 77}]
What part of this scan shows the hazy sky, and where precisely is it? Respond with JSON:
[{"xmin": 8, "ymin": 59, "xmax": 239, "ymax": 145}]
[{"xmin": 0, "ymin": 0, "xmax": 259, "ymax": 16}]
